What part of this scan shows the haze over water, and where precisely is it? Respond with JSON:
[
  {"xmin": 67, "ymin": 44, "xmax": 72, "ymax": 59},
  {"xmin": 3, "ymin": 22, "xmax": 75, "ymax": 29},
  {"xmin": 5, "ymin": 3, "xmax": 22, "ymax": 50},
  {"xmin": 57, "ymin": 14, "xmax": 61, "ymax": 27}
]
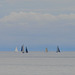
[{"xmin": 0, "ymin": 51, "xmax": 75, "ymax": 75}]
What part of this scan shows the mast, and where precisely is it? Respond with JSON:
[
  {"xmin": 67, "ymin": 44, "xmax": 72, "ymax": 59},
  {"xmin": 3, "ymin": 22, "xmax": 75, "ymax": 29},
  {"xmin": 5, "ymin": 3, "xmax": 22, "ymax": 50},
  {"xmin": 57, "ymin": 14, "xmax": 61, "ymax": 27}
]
[
  {"xmin": 56, "ymin": 46, "xmax": 60, "ymax": 53},
  {"xmin": 21, "ymin": 45, "xmax": 24, "ymax": 53}
]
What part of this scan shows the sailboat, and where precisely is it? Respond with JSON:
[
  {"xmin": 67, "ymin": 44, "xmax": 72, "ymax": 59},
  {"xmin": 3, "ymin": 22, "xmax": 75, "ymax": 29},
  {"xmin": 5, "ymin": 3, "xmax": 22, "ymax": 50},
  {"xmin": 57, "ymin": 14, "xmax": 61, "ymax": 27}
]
[
  {"xmin": 26, "ymin": 47, "xmax": 28, "ymax": 53},
  {"xmin": 56, "ymin": 46, "xmax": 60, "ymax": 53},
  {"xmin": 45, "ymin": 48, "xmax": 48, "ymax": 52},
  {"xmin": 21, "ymin": 45, "xmax": 24, "ymax": 53},
  {"xmin": 15, "ymin": 47, "xmax": 18, "ymax": 52}
]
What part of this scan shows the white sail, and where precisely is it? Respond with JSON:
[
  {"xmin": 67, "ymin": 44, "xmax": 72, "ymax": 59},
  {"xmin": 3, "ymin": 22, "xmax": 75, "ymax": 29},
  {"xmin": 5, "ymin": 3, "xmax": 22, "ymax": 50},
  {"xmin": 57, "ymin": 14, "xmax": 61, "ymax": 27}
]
[{"xmin": 15, "ymin": 47, "xmax": 18, "ymax": 52}]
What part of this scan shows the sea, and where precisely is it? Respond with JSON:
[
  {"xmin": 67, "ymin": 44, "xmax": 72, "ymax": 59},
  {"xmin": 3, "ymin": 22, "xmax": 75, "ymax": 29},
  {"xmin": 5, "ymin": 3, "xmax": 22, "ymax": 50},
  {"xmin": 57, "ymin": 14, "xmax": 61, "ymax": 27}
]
[{"xmin": 0, "ymin": 51, "xmax": 75, "ymax": 75}]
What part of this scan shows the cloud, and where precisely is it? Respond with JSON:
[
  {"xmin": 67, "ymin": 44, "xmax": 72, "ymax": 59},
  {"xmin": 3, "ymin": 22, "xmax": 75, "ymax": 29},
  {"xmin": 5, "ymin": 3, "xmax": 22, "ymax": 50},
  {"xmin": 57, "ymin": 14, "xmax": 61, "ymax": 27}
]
[
  {"xmin": 0, "ymin": 12, "xmax": 75, "ymax": 38},
  {"xmin": 0, "ymin": 12, "xmax": 75, "ymax": 23},
  {"xmin": 0, "ymin": 12, "xmax": 75, "ymax": 49},
  {"xmin": 0, "ymin": 12, "xmax": 75, "ymax": 33},
  {"xmin": 0, "ymin": 12, "xmax": 56, "ymax": 23}
]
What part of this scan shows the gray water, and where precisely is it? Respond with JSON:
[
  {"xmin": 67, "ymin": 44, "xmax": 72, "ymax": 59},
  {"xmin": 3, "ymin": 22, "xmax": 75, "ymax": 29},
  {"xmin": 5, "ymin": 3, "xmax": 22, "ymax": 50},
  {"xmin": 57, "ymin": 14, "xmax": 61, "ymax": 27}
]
[{"xmin": 0, "ymin": 51, "xmax": 75, "ymax": 75}]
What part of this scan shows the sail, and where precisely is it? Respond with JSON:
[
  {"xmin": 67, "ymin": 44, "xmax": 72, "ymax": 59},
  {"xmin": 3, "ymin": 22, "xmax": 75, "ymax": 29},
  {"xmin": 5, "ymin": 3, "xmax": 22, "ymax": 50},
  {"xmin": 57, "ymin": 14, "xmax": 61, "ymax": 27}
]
[
  {"xmin": 56, "ymin": 46, "xmax": 60, "ymax": 53},
  {"xmin": 15, "ymin": 47, "xmax": 18, "ymax": 52},
  {"xmin": 21, "ymin": 45, "xmax": 24, "ymax": 53},
  {"xmin": 45, "ymin": 48, "xmax": 48, "ymax": 52},
  {"xmin": 26, "ymin": 47, "xmax": 28, "ymax": 53}
]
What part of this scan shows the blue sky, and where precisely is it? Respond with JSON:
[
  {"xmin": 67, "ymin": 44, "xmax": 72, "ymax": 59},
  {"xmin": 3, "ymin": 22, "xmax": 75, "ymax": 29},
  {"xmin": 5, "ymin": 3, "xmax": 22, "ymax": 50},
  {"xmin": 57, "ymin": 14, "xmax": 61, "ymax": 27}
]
[{"xmin": 0, "ymin": 0, "xmax": 75, "ymax": 51}]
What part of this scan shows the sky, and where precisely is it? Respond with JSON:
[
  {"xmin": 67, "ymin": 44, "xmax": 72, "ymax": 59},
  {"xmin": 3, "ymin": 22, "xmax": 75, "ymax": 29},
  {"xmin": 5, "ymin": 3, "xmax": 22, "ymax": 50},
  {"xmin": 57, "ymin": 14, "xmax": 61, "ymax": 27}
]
[{"xmin": 0, "ymin": 0, "xmax": 75, "ymax": 51}]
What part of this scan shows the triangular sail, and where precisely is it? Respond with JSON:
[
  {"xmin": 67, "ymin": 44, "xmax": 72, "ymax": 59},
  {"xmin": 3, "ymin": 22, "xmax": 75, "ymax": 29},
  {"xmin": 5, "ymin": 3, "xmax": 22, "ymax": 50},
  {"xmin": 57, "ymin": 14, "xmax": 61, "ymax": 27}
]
[
  {"xmin": 56, "ymin": 46, "xmax": 60, "ymax": 53},
  {"xmin": 26, "ymin": 47, "xmax": 28, "ymax": 53},
  {"xmin": 45, "ymin": 48, "xmax": 48, "ymax": 52},
  {"xmin": 21, "ymin": 45, "xmax": 24, "ymax": 53},
  {"xmin": 15, "ymin": 47, "xmax": 18, "ymax": 52}
]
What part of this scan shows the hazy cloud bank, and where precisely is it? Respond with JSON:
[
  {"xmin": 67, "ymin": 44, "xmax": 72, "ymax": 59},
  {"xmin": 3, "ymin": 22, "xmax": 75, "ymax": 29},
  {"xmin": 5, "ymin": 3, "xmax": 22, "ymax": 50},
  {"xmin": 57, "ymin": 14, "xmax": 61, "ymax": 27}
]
[
  {"xmin": 0, "ymin": 12, "xmax": 75, "ymax": 23},
  {"xmin": 0, "ymin": 12, "xmax": 75, "ymax": 50},
  {"xmin": 0, "ymin": 12, "xmax": 75, "ymax": 38}
]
